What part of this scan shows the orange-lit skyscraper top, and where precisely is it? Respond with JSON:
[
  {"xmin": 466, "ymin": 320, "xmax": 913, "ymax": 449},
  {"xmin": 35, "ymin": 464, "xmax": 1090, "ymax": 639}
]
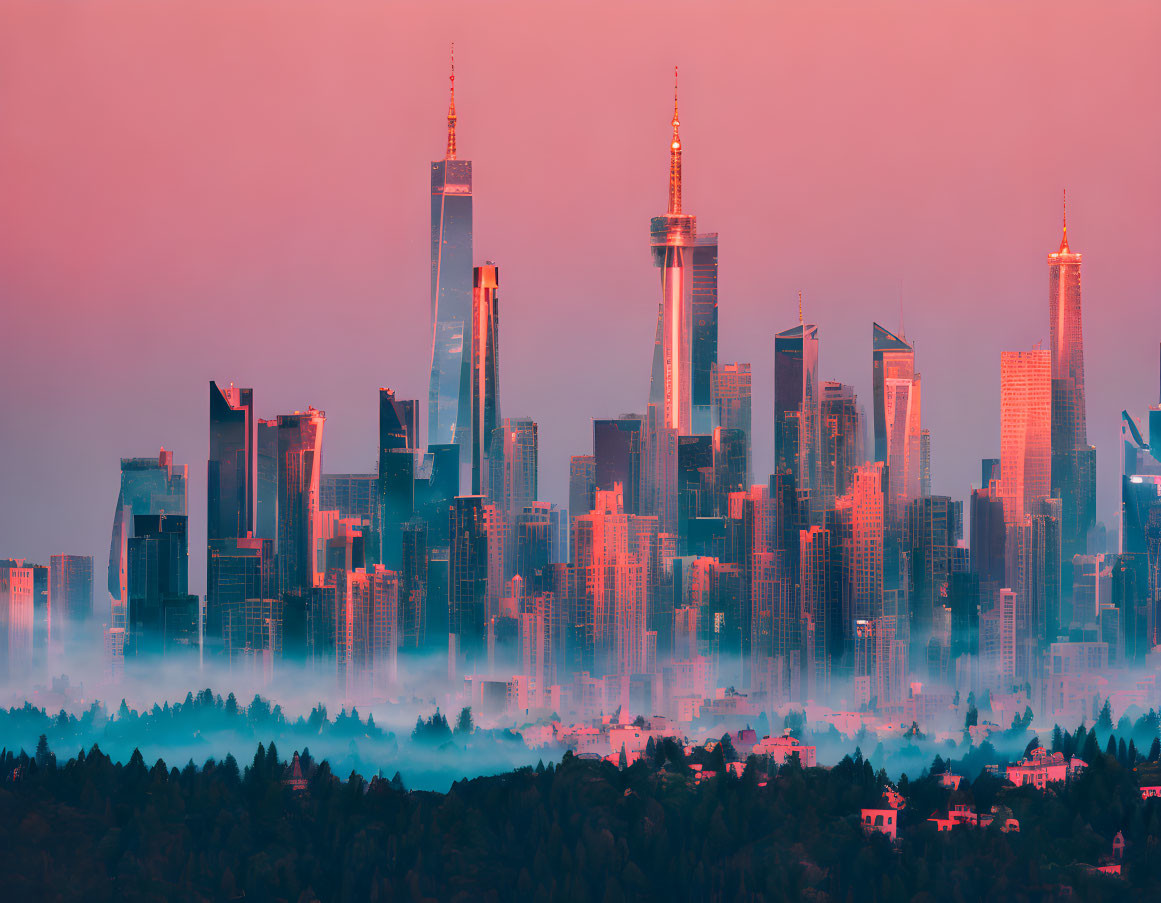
[
  {"xmin": 649, "ymin": 68, "xmax": 716, "ymax": 437},
  {"xmin": 1048, "ymin": 192, "xmax": 1086, "ymax": 452}
]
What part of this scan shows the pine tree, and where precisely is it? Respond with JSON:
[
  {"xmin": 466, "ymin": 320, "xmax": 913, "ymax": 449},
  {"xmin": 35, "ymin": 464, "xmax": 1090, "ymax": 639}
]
[
  {"xmin": 1150, "ymin": 737, "xmax": 1161, "ymax": 762},
  {"xmin": 1098, "ymin": 699, "xmax": 1114, "ymax": 732}
]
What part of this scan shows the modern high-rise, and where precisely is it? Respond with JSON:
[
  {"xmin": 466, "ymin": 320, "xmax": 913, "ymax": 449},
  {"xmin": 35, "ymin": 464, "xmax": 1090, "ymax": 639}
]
[
  {"xmin": 379, "ymin": 388, "xmax": 419, "ymax": 569},
  {"xmin": 276, "ymin": 408, "xmax": 325, "ymax": 597},
  {"xmin": 1000, "ymin": 351, "xmax": 1052, "ymax": 525},
  {"xmin": 774, "ymin": 323, "xmax": 821, "ymax": 514},
  {"xmin": 872, "ymin": 323, "xmax": 914, "ymax": 464},
  {"xmin": 594, "ymin": 416, "xmax": 643, "ymax": 515},
  {"xmin": 820, "ymin": 381, "xmax": 862, "ymax": 514},
  {"xmin": 1048, "ymin": 199, "xmax": 1097, "ymax": 588},
  {"xmin": 429, "ymin": 50, "xmax": 474, "ymax": 451},
  {"xmin": 107, "ymin": 449, "xmax": 187, "ymax": 638},
  {"xmin": 710, "ymin": 362, "xmax": 751, "ymax": 482},
  {"xmin": 490, "ymin": 417, "xmax": 538, "ymax": 520},
  {"xmin": 569, "ymin": 455, "xmax": 597, "ymax": 520},
  {"xmin": 207, "ymin": 382, "xmax": 256, "ymax": 640},
  {"xmin": 470, "ymin": 263, "xmax": 501, "ymax": 497},
  {"xmin": 449, "ymin": 495, "xmax": 489, "ymax": 669},
  {"xmin": 648, "ymin": 71, "xmax": 704, "ymax": 436},
  {"xmin": 691, "ymin": 233, "xmax": 719, "ymax": 434},
  {"xmin": 49, "ymin": 554, "xmax": 93, "ymax": 629},
  {"xmin": 208, "ymin": 381, "xmax": 255, "ymax": 543},
  {"xmin": 126, "ymin": 514, "xmax": 197, "ymax": 656}
]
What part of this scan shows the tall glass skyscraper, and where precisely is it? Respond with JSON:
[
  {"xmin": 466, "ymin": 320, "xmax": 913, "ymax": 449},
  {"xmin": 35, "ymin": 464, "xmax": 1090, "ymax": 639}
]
[
  {"xmin": 774, "ymin": 323, "xmax": 821, "ymax": 516},
  {"xmin": 429, "ymin": 51, "xmax": 474, "ymax": 452},
  {"xmin": 1048, "ymin": 197, "xmax": 1096, "ymax": 584},
  {"xmin": 872, "ymin": 323, "xmax": 914, "ymax": 464}
]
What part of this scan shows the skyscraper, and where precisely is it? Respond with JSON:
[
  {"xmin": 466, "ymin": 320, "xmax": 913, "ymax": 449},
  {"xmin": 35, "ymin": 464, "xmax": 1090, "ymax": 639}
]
[
  {"xmin": 594, "ymin": 416, "xmax": 643, "ymax": 515},
  {"xmin": 429, "ymin": 48, "xmax": 474, "ymax": 451},
  {"xmin": 648, "ymin": 70, "xmax": 700, "ymax": 436},
  {"xmin": 207, "ymin": 381, "xmax": 255, "ymax": 543},
  {"xmin": 276, "ymin": 408, "xmax": 325, "ymax": 597},
  {"xmin": 491, "ymin": 417, "xmax": 538, "ymax": 521},
  {"xmin": 1048, "ymin": 196, "xmax": 1097, "ymax": 591},
  {"xmin": 691, "ymin": 233, "xmax": 719, "ymax": 434},
  {"xmin": 872, "ymin": 323, "xmax": 914, "ymax": 464},
  {"xmin": 710, "ymin": 362, "xmax": 752, "ymax": 482},
  {"xmin": 49, "ymin": 554, "xmax": 93, "ymax": 630},
  {"xmin": 379, "ymin": 388, "xmax": 419, "ymax": 569},
  {"xmin": 126, "ymin": 514, "xmax": 197, "ymax": 657},
  {"xmin": 819, "ymin": 381, "xmax": 862, "ymax": 514},
  {"xmin": 774, "ymin": 323, "xmax": 821, "ymax": 515},
  {"xmin": 1000, "ymin": 350, "xmax": 1052, "ymax": 526},
  {"xmin": 470, "ymin": 263, "xmax": 501, "ymax": 497},
  {"xmin": 449, "ymin": 495, "xmax": 489, "ymax": 670},
  {"xmin": 107, "ymin": 449, "xmax": 187, "ymax": 642}
]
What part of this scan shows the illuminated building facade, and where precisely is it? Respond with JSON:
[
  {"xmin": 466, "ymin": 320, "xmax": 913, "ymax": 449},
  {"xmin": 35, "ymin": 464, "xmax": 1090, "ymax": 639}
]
[
  {"xmin": 1000, "ymin": 351, "xmax": 1052, "ymax": 526},
  {"xmin": 774, "ymin": 324, "xmax": 821, "ymax": 518},
  {"xmin": 710, "ymin": 361, "xmax": 751, "ymax": 481},
  {"xmin": 470, "ymin": 264, "xmax": 501, "ymax": 497}
]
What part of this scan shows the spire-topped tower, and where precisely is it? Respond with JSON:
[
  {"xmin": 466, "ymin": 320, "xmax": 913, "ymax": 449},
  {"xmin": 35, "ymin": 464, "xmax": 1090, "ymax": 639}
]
[
  {"xmin": 446, "ymin": 43, "xmax": 457, "ymax": 160},
  {"xmin": 1058, "ymin": 188, "xmax": 1069, "ymax": 253},
  {"xmin": 668, "ymin": 66, "xmax": 682, "ymax": 215}
]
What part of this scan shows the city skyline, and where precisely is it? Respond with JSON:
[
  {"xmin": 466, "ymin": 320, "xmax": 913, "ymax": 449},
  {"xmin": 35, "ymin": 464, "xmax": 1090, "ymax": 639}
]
[{"xmin": 2, "ymin": 0, "xmax": 1159, "ymax": 598}]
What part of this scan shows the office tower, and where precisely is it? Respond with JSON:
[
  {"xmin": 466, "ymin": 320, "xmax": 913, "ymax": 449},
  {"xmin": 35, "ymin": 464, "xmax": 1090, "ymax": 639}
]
[
  {"xmin": 514, "ymin": 505, "xmax": 555, "ymax": 597},
  {"xmin": 379, "ymin": 388, "xmax": 419, "ymax": 568},
  {"xmin": 982, "ymin": 458, "xmax": 1001, "ymax": 489},
  {"xmin": 1007, "ymin": 498, "xmax": 1061, "ymax": 677},
  {"xmin": 276, "ymin": 408, "xmax": 325, "ymax": 597},
  {"xmin": 970, "ymin": 484, "xmax": 1007, "ymax": 602},
  {"xmin": 207, "ymin": 382, "xmax": 259, "ymax": 639},
  {"xmin": 1000, "ymin": 350, "xmax": 1051, "ymax": 526},
  {"xmin": 948, "ymin": 571, "xmax": 981, "ymax": 685},
  {"xmin": 569, "ymin": 455, "xmax": 597, "ymax": 519},
  {"xmin": 449, "ymin": 495, "xmax": 489, "ymax": 669},
  {"xmin": 648, "ymin": 71, "xmax": 699, "ymax": 436},
  {"xmin": 905, "ymin": 496, "xmax": 960, "ymax": 678},
  {"xmin": 750, "ymin": 551, "xmax": 800, "ymax": 703},
  {"xmin": 642, "ymin": 403, "xmax": 679, "ymax": 535},
  {"xmin": 980, "ymin": 587, "xmax": 1017, "ymax": 687},
  {"xmin": 883, "ymin": 369, "xmax": 922, "ymax": 522},
  {"xmin": 208, "ymin": 381, "xmax": 254, "ymax": 543},
  {"xmin": 800, "ymin": 525, "xmax": 834, "ymax": 698},
  {"xmin": 691, "ymin": 233, "xmax": 719, "ymax": 434},
  {"xmin": 429, "ymin": 50, "xmax": 474, "ymax": 450},
  {"xmin": 594, "ymin": 416, "xmax": 644, "ymax": 515},
  {"xmin": 676, "ymin": 434, "xmax": 713, "ymax": 546},
  {"xmin": 470, "ymin": 264, "xmax": 501, "ymax": 496},
  {"xmin": 337, "ymin": 565, "xmax": 399, "ymax": 697},
  {"xmin": 830, "ymin": 463, "xmax": 887, "ymax": 674},
  {"xmin": 210, "ymin": 536, "xmax": 276, "ymax": 658},
  {"xmin": 256, "ymin": 419, "xmax": 279, "ymax": 543},
  {"xmin": 872, "ymin": 323, "xmax": 914, "ymax": 464},
  {"xmin": 400, "ymin": 522, "xmax": 428, "ymax": 649},
  {"xmin": 219, "ymin": 595, "xmax": 282, "ymax": 678},
  {"xmin": 712, "ymin": 427, "xmax": 748, "ymax": 517},
  {"xmin": 491, "ymin": 417, "xmax": 538, "ymax": 519},
  {"xmin": 0, "ymin": 561, "xmax": 35, "ymax": 679},
  {"xmin": 126, "ymin": 514, "xmax": 197, "ymax": 656},
  {"xmin": 774, "ymin": 323, "xmax": 821, "ymax": 517},
  {"xmin": 710, "ymin": 362, "xmax": 752, "ymax": 480},
  {"xmin": 415, "ymin": 443, "xmax": 461, "ymax": 548},
  {"xmin": 820, "ymin": 381, "xmax": 862, "ymax": 514},
  {"xmin": 49, "ymin": 554, "xmax": 93, "ymax": 631},
  {"xmin": 321, "ymin": 472, "xmax": 379, "ymax": 562},
  {"xmin": 107, "ymin": 449, "xmax": 187, "ymax": 641},
  {"xmin": 1048, "ymin": 200, "xmax": 1097, "ymax": 593}
]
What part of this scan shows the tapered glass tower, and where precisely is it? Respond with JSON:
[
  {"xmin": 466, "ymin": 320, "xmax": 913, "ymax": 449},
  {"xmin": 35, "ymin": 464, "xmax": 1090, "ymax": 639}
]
[{"xmin": 429, "ymin": 47, "xmax": 474, "ymax": 451}]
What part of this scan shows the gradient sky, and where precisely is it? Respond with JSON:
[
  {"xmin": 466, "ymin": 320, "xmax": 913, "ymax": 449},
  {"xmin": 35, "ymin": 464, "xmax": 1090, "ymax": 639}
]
[{"xmin": 2, "ymin": 0, "xmax": 1159, "ymax": 596}]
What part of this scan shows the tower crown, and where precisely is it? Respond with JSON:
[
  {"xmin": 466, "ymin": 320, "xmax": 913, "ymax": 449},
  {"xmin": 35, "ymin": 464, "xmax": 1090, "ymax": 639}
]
[
  {"xmin": 668, "ymin": 66, "xmax": 682, "ymax": 215},
  {"xmin": 446, "ymin": 44, "xmax": 457, "ymax": 160}
]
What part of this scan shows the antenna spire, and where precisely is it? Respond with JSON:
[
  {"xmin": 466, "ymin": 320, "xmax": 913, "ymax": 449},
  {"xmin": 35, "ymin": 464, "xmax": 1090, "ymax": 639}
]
[
  {"xmin": 1058, "ymin": 188, "xmax": 1070, "ymax": 253},
  {"xmin": 798, "ymin": 290, "xmax": 803, "ymax": 325},
  {"xmin": 446, "ymin": 43, "xmax": 457, "ymax": 160},
  {"xmin": 668, "ymin": 65, "xmax": 682, "ymax": 215}
]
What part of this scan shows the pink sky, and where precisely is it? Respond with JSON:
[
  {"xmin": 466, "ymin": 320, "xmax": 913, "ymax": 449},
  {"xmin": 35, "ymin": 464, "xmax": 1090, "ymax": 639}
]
[{"xmin": 2, "ymin": 1, "xmax": 1159, "ymax": 592}]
